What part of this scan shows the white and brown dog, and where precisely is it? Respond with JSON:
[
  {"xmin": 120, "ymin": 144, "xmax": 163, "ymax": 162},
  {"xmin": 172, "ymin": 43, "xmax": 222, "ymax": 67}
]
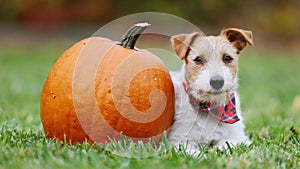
[{"xmin": 168, "ymin": 28, "xmax": 253, "ymax": 153}]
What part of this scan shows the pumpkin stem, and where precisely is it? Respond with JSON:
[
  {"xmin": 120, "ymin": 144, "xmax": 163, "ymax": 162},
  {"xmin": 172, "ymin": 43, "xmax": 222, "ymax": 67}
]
[{"xmin": 118, "ymin": 22, "xmax": 151, "ymax": 49}]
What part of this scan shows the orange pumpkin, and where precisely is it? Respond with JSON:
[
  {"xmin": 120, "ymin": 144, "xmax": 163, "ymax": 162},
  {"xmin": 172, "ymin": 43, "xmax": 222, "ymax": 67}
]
[{"xmin": 40, "ymin": 23, "xmax": 175, "ymax": 144}]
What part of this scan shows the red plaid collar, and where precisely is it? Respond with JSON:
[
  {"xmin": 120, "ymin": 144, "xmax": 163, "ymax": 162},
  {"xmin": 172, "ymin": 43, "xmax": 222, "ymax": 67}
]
[{"xmin": 183, "ymin": 83, "xmax": 239, "ymax": 124}]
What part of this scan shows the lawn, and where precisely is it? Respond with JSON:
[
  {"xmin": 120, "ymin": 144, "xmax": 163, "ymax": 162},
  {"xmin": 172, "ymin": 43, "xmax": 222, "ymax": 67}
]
[{"xmin": 0, "ymin": 41, "xmax": 300, "ymax": 169}]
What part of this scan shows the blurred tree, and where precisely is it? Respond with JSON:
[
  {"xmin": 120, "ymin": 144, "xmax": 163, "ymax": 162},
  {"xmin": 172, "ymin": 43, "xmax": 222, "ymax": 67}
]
[
  {"xmin": 0, "ymin": 0, "xmax": 116, "ymax": 30},
  {"xmin": 0, "ymin": 0, "xmax": 299, "ymax": 41}
]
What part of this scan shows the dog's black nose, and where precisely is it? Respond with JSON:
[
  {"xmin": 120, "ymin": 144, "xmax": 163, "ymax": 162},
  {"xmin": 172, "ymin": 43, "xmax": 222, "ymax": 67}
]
[{"xmin": 210, "ymin": 75, "xmax": 224, "ymax": 90}]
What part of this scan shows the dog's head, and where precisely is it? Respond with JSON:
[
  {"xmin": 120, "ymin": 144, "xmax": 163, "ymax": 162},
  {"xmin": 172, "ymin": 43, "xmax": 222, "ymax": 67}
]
[{"xmin": 171, "ymin": 28, "xmax": 253, "ymax": 104}]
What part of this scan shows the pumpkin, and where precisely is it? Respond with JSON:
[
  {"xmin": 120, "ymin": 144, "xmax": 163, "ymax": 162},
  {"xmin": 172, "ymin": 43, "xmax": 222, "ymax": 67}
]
[{"xmin": 40, "ymin": 23, "xmax": 175, "ymax": 144}]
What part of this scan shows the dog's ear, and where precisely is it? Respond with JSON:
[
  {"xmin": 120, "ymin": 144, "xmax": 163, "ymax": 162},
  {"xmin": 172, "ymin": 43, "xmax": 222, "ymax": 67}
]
[
  {"xmin": 171, "ymin": 32, "xmax": 201, "ymax": 60},
  {"xmin": 221, "ymin": 28, "xmax": 253, "ymax": 52}
]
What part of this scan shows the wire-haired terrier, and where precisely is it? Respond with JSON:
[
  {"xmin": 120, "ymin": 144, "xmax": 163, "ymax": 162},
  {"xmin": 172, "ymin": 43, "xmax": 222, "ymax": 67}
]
[{"xmin": 168, "ymin": 28, "xmax": 253, "ymax": 153}]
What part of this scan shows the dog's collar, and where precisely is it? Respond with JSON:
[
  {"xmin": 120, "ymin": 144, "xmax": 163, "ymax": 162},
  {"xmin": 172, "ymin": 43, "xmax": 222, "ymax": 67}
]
[{"xmin": 182, "ymin": 82, "xmax": 240, "ymax": 124}]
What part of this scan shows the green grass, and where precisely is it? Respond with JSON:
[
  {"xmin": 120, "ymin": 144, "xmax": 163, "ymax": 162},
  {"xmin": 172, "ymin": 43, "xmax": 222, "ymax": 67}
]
[{"xmin": 1, "ymin": 43, "xmax": 300, "ymax": 169}]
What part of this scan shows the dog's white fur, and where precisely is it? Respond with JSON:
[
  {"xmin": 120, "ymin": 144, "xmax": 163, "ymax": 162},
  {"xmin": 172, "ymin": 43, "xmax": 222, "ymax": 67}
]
[{"xmin": 168, "ymin": 28, "xmax": 253, "ymax": 153}]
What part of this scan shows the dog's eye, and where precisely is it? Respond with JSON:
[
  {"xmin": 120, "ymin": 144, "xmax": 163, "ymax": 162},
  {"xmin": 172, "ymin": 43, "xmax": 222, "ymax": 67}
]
[
  {"xmin": 223, "ymin": 55, "xmax": 233, "ymax": 63},
  {"xmin": 193, "ymin": 56, "xmax": 204, "ymax": 64}
]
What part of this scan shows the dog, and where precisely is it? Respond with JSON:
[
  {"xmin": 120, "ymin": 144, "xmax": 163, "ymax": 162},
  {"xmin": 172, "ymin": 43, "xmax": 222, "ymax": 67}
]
[{"xmin": 168, "ymin": 28, "xmax": 253, "ymax": 153}]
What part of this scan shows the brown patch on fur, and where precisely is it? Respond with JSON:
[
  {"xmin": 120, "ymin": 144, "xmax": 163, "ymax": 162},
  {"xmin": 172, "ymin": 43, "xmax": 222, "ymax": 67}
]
[
  {"xmin": 184, "ymin": 33, "xmax": 199, "ymax": 58},
  {"xmin": 228, "ymin": 64, "xmax": 238, "ymax": 79},
  {"xmin": 221, "ymin": 53, "xmax": 239, "ymax": 79},
  {"xmin": 184, "ymin": 57, "xmax": 189, "ymax": 64},
  {"xmin": 198, "ymin": 90, "xmax": 208, "ymax": 98},
  {"xmin": 184, "ymin": 52, "xmax": 206, "ymax": 84},
  {"xmin": 185, "ymin": 64, "xmax": 204, "ymax": 83},
  {"xmin": 171, "ymin": 32, "xmax": 201, "ymax": 60},
  {"xmin": 221, "ymin": 28, "xmax": 253, "ymax": 52}
]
